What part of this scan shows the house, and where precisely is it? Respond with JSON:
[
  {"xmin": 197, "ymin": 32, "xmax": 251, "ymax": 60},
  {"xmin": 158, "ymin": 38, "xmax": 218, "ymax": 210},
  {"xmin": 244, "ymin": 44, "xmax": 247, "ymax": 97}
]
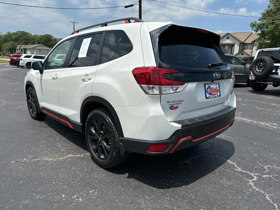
[
  {"xmin": 16, "ymin": 44, "xmax": 51, "ymax": 55},
  {"xmin": 220, "ymin": 32, "xmax": 259, "ymax": 63}
]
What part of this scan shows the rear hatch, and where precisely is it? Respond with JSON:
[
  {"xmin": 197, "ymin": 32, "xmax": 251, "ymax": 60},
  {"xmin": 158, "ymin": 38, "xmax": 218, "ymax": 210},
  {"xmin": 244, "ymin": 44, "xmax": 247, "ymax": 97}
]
[{"xmin": 150, "ymin": 25, "xmax": 234, "ymax": 121}]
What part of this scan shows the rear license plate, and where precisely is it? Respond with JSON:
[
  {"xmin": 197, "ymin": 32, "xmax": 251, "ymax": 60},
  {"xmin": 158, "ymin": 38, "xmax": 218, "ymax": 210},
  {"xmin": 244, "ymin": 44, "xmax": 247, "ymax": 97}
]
[{"xmin": 204, "ymin": 83, "xmax": 221, "ymax": 99}]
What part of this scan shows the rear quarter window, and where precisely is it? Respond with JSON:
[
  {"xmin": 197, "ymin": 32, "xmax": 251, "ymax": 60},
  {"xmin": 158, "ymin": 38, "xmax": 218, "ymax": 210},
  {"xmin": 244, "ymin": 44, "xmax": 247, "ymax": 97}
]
[{"xmin": 101, "ymin": 30, "xmax": 133, "ymax": 64}]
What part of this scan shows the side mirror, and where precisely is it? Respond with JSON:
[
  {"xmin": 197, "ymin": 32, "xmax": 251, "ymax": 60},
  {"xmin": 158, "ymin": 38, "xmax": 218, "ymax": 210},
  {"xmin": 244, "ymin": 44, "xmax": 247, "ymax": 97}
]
[{"xmin": 32, "ymin": 61, "xmax": 44, "ymax": 74}]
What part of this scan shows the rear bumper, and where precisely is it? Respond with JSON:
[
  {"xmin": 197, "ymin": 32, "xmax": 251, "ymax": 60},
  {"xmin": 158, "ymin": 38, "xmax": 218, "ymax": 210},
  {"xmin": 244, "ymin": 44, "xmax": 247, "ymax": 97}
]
[
  {"xmin": 250, "ymin": 74, "xmax": 280, "ymax": 83},
  {"xmin": 120, "ymin": 107, "xmax": 235, "ymax": 155}
]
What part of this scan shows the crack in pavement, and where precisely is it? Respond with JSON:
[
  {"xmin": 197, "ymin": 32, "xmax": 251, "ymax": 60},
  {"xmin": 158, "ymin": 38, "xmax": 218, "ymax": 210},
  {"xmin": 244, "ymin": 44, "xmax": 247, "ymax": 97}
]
[{"xmin": 227, "ymin": 160, "xmax": 279, "ymax": 210}]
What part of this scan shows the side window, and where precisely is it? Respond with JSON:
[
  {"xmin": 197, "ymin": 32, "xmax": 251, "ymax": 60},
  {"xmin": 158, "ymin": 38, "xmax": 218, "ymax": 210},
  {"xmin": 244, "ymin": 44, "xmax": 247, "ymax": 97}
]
[
  {"xmin": 68, "ymin": 33, "xmax": 102, "ymax": 67},
  {"xmin": 101, "ymin": 30, "xmax": 133, "ymax": 64},
  {"xmin": 44, "ymin": 39, "xmax": 74, "ymax": 70},
  {"xmin": 226, "ymin": 56, "xmax": 233, "ymax": 64},
  {"xmin": 34, "ymin": 55, "xmax": 45, "ymax": 59},
  {"xmin": 232, "ymin": 57, "xmax": 243, "ymax": 65}
]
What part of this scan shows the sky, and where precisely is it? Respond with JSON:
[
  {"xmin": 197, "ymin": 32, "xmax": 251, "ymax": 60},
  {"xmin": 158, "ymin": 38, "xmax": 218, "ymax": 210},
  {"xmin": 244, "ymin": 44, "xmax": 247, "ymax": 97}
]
[{"xmin": 0, "ymin": 0, "xmax": 269, "ymax": 38}]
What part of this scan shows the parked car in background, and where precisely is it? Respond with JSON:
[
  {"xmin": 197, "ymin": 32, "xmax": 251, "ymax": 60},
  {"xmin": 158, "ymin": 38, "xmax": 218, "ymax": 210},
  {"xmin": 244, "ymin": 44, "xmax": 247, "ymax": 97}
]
[
  {"xmin": 19, "ymin": 54, "xmax": 46, "ymax": 68},
  {"xmin": 225, "ymin": 54, "xmax": 251, "ymax": 85},
  {"xmin": 9, "ymin": 54, "xmax": 22, "ymax": 66},
  {"xmin": 249, "ymin": 48, "xmax": 280, "ymax": 91}
]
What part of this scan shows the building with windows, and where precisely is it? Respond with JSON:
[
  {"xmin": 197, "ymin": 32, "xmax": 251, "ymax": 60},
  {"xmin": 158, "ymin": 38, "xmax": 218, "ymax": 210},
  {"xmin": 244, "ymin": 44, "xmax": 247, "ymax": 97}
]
[
  {"xmin": 220, "ymin": 32, "xmax": 259, "ymax": 63},
  {"xmin": 16, "ymin": 44, "xmax": 51, "ymax": 55}
]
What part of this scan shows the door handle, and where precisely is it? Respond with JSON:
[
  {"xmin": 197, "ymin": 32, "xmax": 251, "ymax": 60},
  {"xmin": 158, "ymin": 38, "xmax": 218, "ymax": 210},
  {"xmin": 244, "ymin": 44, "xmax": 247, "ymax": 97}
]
[
  {"xmin": 82, "ymin": 74, "xmax": 92, "ymax": 82},
  {"xmin": 52, "ymin": 75, "xmax": 58, "ymax": 80}
]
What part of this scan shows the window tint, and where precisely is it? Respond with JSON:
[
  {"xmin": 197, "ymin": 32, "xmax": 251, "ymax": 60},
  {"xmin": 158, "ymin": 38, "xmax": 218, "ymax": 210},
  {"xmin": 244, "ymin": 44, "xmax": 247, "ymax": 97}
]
[
  {"xmin": 225, "ymin": 55, "xmax": 233, "ymax": 64},
  {"xmin": 44, "ymin": 39, "xmax": 74, "ymax": 70},
  {"xmin": 24, "ymin": 55, "xmax": 32, "ymax": 58},
  {"xmin": 258, "ymin": 50, "xmax": 280, "ymax": 63},
  {"xmin": 232, "ymin": 57, "xmax": 243, "ymax": 65},
  {"xmin": 14, "ymin": 55, "xmax": 21, "ymax": 58},
  {"xmin": 68, "ymin": 33, "xmax": 102, "ymax": 67},
  {"xmin": 160, "ymin": 44, "xmax": 224, "ymax": 69},
  {"xmin": 101, "ymin": 30, "xmax": 133, "ymax": 63},
  {"xmin": 33, "ymin": 55, "xmax": 45, "ymax": 59},
  {"xmin": 158, "ymin": 26, "xmax": 226, "ymax": 70}
]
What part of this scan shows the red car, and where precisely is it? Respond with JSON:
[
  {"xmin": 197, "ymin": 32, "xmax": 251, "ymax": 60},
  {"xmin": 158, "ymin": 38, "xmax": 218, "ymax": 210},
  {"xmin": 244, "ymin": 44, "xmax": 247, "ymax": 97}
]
[{"xmin": 9, "ymin": 54, "xmax": 22, "ymax": 66}]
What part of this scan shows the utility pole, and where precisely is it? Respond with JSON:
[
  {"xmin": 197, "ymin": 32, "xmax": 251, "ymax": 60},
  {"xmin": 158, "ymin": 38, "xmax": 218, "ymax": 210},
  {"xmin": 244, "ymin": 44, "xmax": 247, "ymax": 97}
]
[
  {"xmin": 124, "ymin": 0, "xmax": 142, "ymax": 20},
  {"xmin": 139, "ymin": 0, "xmax": 142, "ymax": 20},
  {"xmin": 70, "ymin": 21, "xmax": 78, "ymax": 32}
]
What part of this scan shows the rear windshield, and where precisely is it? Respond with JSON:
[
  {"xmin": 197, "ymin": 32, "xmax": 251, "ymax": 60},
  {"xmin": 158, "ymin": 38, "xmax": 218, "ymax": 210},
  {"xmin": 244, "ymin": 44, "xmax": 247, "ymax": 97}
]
[
  {"xmin": 157, "ymin": 25, "xmax": 227, "ymax": 71},
  {"xmin": 14, "ymin": 55, "xmax": 21, "ymax": 58},
  {"xmin": 258, "ymin": 50, "xmax": 280, "ymax": 63}
]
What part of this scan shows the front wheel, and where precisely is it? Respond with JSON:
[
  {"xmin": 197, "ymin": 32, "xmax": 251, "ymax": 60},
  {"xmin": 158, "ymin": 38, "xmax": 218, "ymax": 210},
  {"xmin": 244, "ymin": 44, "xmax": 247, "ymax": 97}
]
[
  {"xmin": 26, "ymin": 87, "xmax": 44, "ymax": 120},
  {"xmin": 85, "ymin": 109, "xmax": 128, "ymax": 168}
]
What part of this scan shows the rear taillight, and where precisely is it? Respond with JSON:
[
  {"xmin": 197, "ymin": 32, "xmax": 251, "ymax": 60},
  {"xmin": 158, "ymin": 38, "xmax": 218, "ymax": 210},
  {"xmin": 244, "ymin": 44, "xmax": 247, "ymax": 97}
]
[
  {"xmin": 249, "ymin": 65, "xmax": 252, "ymax": 71},
  {"xmin": 132, "ymin": 67, "xmax": 186, "ymax": 95}
]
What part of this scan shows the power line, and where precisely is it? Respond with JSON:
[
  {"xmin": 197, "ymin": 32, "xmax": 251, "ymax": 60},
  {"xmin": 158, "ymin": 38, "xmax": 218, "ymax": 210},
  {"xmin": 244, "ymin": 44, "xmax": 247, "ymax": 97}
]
[
  {"xmin": 0, "ymin": 0, "xmax": 261, "ymax": 18},
  {"xmin": 152, "ymin": 0, "xmax": 261, "ymax": 18},
  {"xmin": 0, "ymin": 1, "xmax": 137, "ymax": 10}
]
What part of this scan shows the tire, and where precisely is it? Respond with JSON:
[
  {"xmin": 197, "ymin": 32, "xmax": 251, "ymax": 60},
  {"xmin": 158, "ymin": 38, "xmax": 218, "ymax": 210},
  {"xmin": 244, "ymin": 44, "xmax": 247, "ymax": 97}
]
[
  {"xmin": 250, "ymin": 81, "xmax": 268, "ymax": 91},
  {"xmin": 85, "ymin": 108, "xmax": 128, "ymax": 168},
  {"xmin": 15, "ymin": 61, "xmax": 19, "ymax": 67},
  {"xmin": 252, "ymin": 56, "xmax": 274, "ymax": 77},
  {"xmin": 26, "ymin": 87, "xmax": 44, "ymax": 120},
  {"xmin": 26, "ymin": 62, "xmax": 31, "ymax": 69}
]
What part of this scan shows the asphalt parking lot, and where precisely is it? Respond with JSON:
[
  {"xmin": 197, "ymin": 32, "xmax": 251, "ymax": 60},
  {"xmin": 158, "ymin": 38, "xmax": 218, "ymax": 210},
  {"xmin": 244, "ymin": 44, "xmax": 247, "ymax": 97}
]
[{"xmin": 0, "ymin": 64, "xmax": 279, "ymax": 210}]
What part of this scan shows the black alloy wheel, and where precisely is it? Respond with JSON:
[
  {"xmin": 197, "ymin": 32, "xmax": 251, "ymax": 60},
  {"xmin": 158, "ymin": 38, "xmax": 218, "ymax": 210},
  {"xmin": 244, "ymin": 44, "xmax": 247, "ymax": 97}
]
[
  {"xmin": 26, "ymin": 62, "xmax": 31, "ymax": 69},
  {"xmin": 26, "ymin": 87, "xmax": 44, "ymax": 120},
  {"xmin": 85, "ymin": 109, "xmax": 127, "ymax": 168}
]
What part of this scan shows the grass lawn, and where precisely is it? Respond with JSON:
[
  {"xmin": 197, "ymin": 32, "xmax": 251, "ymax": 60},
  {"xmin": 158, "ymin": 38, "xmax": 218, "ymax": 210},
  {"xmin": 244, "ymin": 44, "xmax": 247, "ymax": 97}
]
[{"xmin": 0, "ymin": 56, "xmax": 9, "ymax": 64}]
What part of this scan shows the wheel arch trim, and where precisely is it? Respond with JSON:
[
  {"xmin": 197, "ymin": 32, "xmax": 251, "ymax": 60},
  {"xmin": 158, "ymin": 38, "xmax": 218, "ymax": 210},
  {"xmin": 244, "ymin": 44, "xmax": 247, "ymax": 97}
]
[
  {"xmin": 25, "ymin": 81, "xmax": 36, "ymax": 93},
  {"xmin": 81, "ymin": 96, "xmax": 124, "ymax": 137}
]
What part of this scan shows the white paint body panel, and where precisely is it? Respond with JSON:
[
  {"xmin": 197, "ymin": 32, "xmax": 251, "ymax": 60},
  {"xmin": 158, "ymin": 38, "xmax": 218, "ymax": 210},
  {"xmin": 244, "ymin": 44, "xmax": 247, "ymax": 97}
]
[{"xmin": 24, "ymin": 21, "xmax": 236, "ymax": 141}]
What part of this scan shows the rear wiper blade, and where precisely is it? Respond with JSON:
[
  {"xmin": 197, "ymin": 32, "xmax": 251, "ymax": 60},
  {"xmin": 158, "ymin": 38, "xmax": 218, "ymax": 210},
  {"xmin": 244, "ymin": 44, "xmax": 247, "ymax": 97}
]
[{"xmin": 207, "ymin": 62, "xmax": 224, "ymax": 68}]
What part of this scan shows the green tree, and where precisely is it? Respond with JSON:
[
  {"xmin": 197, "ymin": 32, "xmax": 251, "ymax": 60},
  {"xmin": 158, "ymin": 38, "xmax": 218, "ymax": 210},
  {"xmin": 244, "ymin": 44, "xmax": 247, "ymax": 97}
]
[
  {"xmin": 2, "ymin": 41, "xmax": 17, "ymax": 54},
  {"xmin": 34, "ymin": 34, "xmax": 59, "ymax": 48},
  {"xmin": 2, "ymin": 31, "xmax": 32, "ymax": 44},
  {"xmin": 0, "ymin": 33, "xmax": 3, "ymax": 55},
  {"xmin": 250, "ymin": 0, "xmax": 280, "ymax": 49},
  {"xmin": 0, "ymin": 31, "xmax": 59, "ymax": 54}
]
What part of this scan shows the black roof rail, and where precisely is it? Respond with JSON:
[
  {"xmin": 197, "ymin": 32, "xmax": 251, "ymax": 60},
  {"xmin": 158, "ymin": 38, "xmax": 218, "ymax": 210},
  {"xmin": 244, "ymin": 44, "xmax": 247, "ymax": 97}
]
[{"xmin": 71, "ymin": 17, "xmax": 143, "ymax": 34}]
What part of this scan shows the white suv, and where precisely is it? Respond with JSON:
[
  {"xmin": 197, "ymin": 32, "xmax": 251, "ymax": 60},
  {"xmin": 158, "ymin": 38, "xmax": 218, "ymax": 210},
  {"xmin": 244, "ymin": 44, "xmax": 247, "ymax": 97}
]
[
  {"xmin": 249, "ymin": 48, "xmax": 280, "ymax": 91},
  {"xmin": 19, "ymin": 54, "xmax": 46, "ymax": 68},
  {"xmin": 24, "ymin": 18, "xmax": 236, "ymax": 168}
]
